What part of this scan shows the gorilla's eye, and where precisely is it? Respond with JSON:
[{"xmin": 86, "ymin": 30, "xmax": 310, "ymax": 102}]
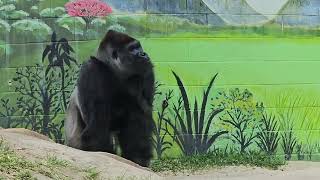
[{"xmin": 112, "ymin": 50, "xmax": 118, "ymax": 59}]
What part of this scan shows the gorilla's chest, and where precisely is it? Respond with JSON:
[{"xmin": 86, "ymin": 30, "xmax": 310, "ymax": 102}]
[
  {"xmin": 109, "ymin": 92, "xmax": 140, "ymax": 130},
  {"xmin": 111, "ymin": 89, "xmax": 140, "ymax": 113},
  {"xmin": 111, "ymin": 81, "xmax": 142, "ymax": 122},
  {"xmin": 108, "ymin": 75, "xmax": 146, "ymax": 129}
]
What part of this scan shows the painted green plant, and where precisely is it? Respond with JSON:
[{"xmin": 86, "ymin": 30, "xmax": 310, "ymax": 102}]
[
  {"xmin": 0, "ymin": 98, "xmax": 19, "ymax": 128},
  {"xmin": 152, "ymin": 82, "xmax": 174, "ymax": 159},
  {"xmin": 164, "ymin": 71, "xmax": 227, "ymax": 156},
  {"xmin": 276, "ymin": 94, "xmax": 299, "ymax": 160},
  {"xmin": 42, "ymin": 32, "xmax": 77, "ymax": 112},
  {"xmin": 296, "ymin": 143, "xmax": 306, "ymax": 160},
  {"xmin": 11, "ymin": 19, "xmax": 52, "ymax": 43},
  {"xmin": 0, "ymin": 0, "xmax": 29, "ymax": 20},
  {"xmin": 281, "ymin": 129, "xmax": 297, "ymax": 160},
  {"xmin": 13, "ymin": 65, "xmax": 62, "ymax": 137},
  {"xmin": 0, "ymin": 34, "xmax": 79, "ymax": 143},
  {"xmin": 215, "ymin": 88, "xmax": 263, "ymax": 153},
  {"xmin": 256, "ymin": 113, "xmax": 280, "ymax": 155}
]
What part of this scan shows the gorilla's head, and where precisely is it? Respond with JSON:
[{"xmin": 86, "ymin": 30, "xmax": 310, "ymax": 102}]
[{"xmin": 97, "ymin": 30, "xmax": 153, "ymax": 77}]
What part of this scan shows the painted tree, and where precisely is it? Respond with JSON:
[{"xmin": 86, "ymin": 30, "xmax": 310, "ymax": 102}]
[
  {"xmin": 65, "ymin": 0, "xmax": 113, "ymax": 31},
  {"xmin": 13, "ymin": 65, "xmax": 61, "ymax": 137},
  {"xmin": 12, "ymin": 63, "xmax": 78, "ymax": 142},
  {"xmin": 214, "ymin": 88, "xmax": 263, "ymax": 153}
]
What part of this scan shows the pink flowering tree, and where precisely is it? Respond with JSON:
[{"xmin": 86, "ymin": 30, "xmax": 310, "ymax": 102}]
[{"xmin": 65, "ymin": 0, "xmax": 112, "ymax": 31}]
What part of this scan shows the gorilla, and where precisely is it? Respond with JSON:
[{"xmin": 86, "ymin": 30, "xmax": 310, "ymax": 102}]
[{"xmin": 65, "ymin": 30, "xmax": 155, "ymax": 167}]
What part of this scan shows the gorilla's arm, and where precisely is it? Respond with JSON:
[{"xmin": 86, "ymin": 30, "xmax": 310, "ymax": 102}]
[
  {"xmin": 142, "ymin": 70, "xmax": 155, "ymax": 107},
  {"xmin": 76, "ymin": 60, "xmax": 114, "ymax": 152},
  {"xmin": 125, "ymin": 70, "xmax": 154, "ymax": 108}
]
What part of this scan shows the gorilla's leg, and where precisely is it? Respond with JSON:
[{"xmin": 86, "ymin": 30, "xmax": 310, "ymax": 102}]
[{"xmin": 118, "ymin": 112, "xmax": 153, "ymax": 167}]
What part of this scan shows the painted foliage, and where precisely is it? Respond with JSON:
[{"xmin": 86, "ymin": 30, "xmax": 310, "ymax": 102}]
[{"xmin": 1, "ymin": 0, "xmax": 320, "ymax": 161}]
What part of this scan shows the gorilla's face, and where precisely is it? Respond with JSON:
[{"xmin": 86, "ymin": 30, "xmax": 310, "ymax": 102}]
[
  {"xmin": 118, "ymin": 40, "xmax": 152, "ymax": 75},
  {"xmin": 97, "ymin": 30, "xmax": 153, "ymax": 77}
]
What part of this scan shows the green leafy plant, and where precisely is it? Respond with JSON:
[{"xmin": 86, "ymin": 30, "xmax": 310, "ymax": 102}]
[
  {"xmin": 276, "ymin": 94, "xmax": 299, "ymax": 160},
  {"xmin": 296, "ymin": 143, "xmax": 305, "ymax": 160},
  {"xmin": 164, "ymin": 71, "xmax": 227, "ymax": 156},
  {"xmin": 152, "ymin": 82, "xmax": 174, "ymax": 159},
  {"xmin": 281, "ymin": 130, "xmax": 297, "ymax": 160},
  {"xmin": 0, "ymin": 98, "xmax": 19, "ymax": 128},
  {"xmin": 13, "ymin": 65, "xmax": 61, "ymax": 137},
  {"xmin": 256, "ymin": 113, "xmax": 280, "ymax": 155},
  {"xmin": 42, "ymin": 32, "xmax": 77, "ymax": 111}
]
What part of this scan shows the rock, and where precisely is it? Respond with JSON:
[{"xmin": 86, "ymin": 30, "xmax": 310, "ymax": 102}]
[{"xmin": 0, "ymin": 128, "xmax": 163, "ymax": 180}]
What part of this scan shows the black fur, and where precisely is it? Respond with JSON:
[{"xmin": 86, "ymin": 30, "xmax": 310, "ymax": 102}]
[{"xmin": 65, "ymin": 30, "xmax": 155, "ymax": 167}]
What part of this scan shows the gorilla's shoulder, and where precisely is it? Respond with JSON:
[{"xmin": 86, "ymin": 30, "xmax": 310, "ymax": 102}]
[
  {"xmin": 80, "ymin": 56, "xmax": 111, "ymax": 72},
  {"xmin": 87, "ymin": 56, "xmax": 107, "ymax": 67}
]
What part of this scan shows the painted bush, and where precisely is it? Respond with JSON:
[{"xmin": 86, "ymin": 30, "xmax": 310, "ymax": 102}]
[{"xmin": 1, "ymin": 0, "xmax": 320, "ymax": 161}]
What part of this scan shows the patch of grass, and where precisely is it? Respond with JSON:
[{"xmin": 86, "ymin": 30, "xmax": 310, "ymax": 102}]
[
  {"xmin": 0, "ymin": 138, "xmax": 36, "ymax": 179},
  {"xmin": 16, "ymin": 170, "xmax": 35, "ymax": 180},
  {"xmin": 45, "ymin": 155, "xmax": 70, "ymax": 167},
  {"xmin": 150, "ymin": 150, "xmax": 286, "ymax": 173},
  {"xmin": 0, "ymin": 138, "xmax": 73, "ymax": 179},
  {"xmin": 84, "ymin": 167, "xmax": 100, "ymax": 180}
]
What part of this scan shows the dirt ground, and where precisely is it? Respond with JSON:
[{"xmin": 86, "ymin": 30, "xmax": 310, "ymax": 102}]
[
  {"xmin": 1, "ymin": 128, "xmax": 320, "ymax": 180},
  {"xmin": 163, "ymin": 161, "xmax": 320, "ymax": 180}
]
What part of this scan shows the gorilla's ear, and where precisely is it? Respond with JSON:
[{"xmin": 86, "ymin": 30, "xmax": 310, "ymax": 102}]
[{"xmin": 97, "ymin": 30, "xmax": 135, "ymax": 62}]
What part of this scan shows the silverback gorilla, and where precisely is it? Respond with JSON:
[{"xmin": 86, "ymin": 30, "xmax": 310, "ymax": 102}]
[{"xmin": 65, "ymin": 30, "xmax": 155, "ymax": 167}]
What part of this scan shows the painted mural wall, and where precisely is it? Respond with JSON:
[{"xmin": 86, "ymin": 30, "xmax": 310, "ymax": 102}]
[{"xmin": 1, "ymin": 0, "xmax": 320, "ymax": 161}]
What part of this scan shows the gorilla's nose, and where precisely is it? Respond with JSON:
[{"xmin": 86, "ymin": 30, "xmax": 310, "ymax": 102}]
[{"xmin": 139, "ymin": 52, "xmax": 146, "ymax": 56}]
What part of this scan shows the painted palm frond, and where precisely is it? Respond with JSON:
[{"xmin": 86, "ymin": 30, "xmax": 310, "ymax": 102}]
[
  {"xmin": 163, "ymin": 71, "xmax": 227, "ymax": 156},
  {"xmin": 42, "ymin": 32, "xmax": 77, "ymax": 111}
]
